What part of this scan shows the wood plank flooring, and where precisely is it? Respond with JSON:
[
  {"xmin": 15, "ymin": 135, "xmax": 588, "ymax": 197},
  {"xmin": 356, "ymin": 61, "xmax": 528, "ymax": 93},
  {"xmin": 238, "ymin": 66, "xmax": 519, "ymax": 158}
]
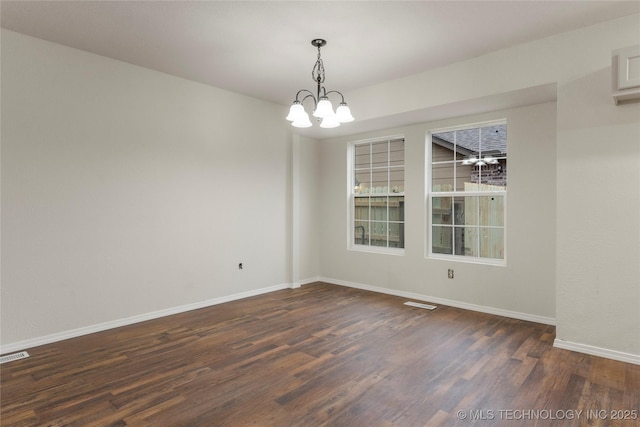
[{"xmin": 1, "ymin": 283, "xmax": 639, "ymax": 426}]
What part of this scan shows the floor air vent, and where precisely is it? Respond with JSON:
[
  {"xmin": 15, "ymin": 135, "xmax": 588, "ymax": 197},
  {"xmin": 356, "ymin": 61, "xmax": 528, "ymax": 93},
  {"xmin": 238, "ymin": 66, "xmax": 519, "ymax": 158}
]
[
  {"xmin": 404, "ymin": 301, "xmax": 437, "ymax": 310},
  {"xmin": 0, "ymin": 351, "xmax": 30, "ymax": 364}
]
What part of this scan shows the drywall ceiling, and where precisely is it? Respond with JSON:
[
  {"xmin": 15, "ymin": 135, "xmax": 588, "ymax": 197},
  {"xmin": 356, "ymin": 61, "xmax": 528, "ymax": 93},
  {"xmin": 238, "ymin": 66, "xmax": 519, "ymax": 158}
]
[{"xmin": 2, "ymin": 1, "xmax": 639, "ymax": 137}]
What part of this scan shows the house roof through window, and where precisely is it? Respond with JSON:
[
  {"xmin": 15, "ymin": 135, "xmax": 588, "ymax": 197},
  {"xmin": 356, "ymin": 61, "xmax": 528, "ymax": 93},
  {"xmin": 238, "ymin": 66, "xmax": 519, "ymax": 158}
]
[{"xmin": 433, "ymin": 124, "xmax": 507, "ymax": 156}]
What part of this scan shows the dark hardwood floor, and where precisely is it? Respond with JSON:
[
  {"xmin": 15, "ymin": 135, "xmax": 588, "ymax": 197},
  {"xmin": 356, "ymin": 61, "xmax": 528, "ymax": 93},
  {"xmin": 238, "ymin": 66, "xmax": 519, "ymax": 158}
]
[{"xmin": 1, "ymin": 283, "xmax": 639, "ymax": 426}]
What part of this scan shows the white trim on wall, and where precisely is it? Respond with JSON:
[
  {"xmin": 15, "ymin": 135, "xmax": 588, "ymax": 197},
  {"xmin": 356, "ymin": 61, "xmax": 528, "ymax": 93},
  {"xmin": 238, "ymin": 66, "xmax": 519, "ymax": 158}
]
[
  {"xmin": 553, "ymin": 339, "xmax": 640, "ymax": 366},
  {"xmin": 296, "ymin": 277, "xmax": 322, "ymax": 287},
  {"xmin": 0, "ymin": 282, "xmax": 292, "ymax": 355}
]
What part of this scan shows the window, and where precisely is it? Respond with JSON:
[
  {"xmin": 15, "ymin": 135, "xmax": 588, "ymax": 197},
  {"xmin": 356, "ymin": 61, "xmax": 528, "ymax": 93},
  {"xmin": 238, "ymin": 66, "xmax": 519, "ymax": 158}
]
[
  {"xmin": 350, "ymin": 137, "xmax": 405, "ymax": 252},
  {"xmin": 428, "ymin": 121, "xmax": 507, "ymax": 264}
]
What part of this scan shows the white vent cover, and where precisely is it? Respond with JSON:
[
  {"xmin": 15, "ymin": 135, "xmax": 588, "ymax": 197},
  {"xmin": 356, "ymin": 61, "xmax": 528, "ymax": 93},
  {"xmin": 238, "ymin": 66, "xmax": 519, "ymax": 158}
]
[
  {"xmin": 0, "ymin": 351, "xmax": 30, "ymax": 364},
  {"xmin": 404, "ymin": 301, "xmax": 437, "ymax": 310}
]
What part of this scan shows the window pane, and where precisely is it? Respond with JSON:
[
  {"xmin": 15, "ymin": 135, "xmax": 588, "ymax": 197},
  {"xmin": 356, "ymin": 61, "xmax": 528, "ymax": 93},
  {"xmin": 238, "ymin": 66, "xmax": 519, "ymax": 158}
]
[
  {"xmin": 433, "ymin": 130, "xmax": 454, "ymax": 142},
  {"xmin": 462, "ymin": 227, "xmax": 479, "ymax": 257},
  {"xmin": 389, "ymin": 167, "xmax": 404, "ymax": 193},
  {"xmin": 432, "ymin": 225, "xmax": 453, "ymax": 254},
  {"xmin": 481, "ymin": 124, "xmax": 507, "ymax": 155},
  {"xmin": 354, "ymin": 221, "xmax": 369, "ymax": 245},
  {"xmin": 453, "ymin": 196, "xmax": 468, "ymax": 225},
  {"xmin": 479, "ymin": 195, "xmax": 504, "ymax": 226},
  {"xmin": 451, "ymin": 196, "xmax": 479, "ymax": 226},
  {"xmin": 432, "ymin": 162, "xmax": 454, "ymax": 192},
  {"xmin": 432, "ymin": 139, "xmax": 454, "ymax": 162},
  {"xmin": 371, "ymin": 141, "xmax": 388, "ymax": 168},
  {"xmin": 389, "ymin": 222, "xmax": 404, "ymax": 248},
  {"xmin": 480, "ymin": 228, "xmax": 504, "ymax": 259},
  {"xmin": 481, "ymin": 161, "xmax": 507, "ymax": 189},
  {"xmin": 355, "ymin": 144, "xmax": 370, "ymax": 169},
  {"xmin": 454, "ymin": 226, "xmax": 473, "ymax": 256},
  {"xmin": 389, "ymin": 196, "xmax": 404, "ymax": 221},
  {"xmin": 371, "ymin": 197, "xmax": 387, "ymax": 221},
  {"xmin": 432, "ymin": 197, "xmax": 452, "ymax": 225},
  {"xmin": 355, "ymin": 171, "xmax": 370, "ymax": 194},
  {"xmin": 370, "ymin": 221, "xmax": 388, "ymax": 247},
  {"xmin": 371, "ymin": 170, "xmax": 389, "ymax": 193},
  {"xmin": 457, "ymin": 128, "xmax": 480, "ymax": 155},
  {"xmin": 354, "ymin": 197, "xmax": 369, "ymax": 221},
  {"xmin": 456, "ymin": 161, "xmax": 471, "ymax": 192},
  {"xmin": 389, "ymin": 139, "xmax": 404, "ymax": 166}
]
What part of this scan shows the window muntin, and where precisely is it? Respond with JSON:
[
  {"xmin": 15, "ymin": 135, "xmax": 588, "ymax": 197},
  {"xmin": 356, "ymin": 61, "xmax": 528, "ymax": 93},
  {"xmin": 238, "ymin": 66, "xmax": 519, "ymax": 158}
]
[
  {"xmin": 428, "ymin": 122, "xmax": 506, "ymax": 264},
  {"xmin": 352, "ymin": 138, "xmax": 405, "ymax": 251}
]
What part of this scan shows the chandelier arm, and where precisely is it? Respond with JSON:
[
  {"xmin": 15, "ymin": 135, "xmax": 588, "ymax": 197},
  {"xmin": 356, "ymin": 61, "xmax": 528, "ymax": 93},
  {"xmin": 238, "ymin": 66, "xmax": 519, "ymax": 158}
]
[
  {"xmin": 300, "ymin": 93, "xmax": 317, "ymax": 109},
  {"xmin": 295, "ymin": 89, "xmax": 316, "ymax": 103}
]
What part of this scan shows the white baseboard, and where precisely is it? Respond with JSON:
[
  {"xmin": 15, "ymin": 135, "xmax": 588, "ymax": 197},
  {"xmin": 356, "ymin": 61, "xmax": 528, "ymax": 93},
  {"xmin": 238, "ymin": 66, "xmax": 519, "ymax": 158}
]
[
  {"xmin": 553, "ymin": 339, "xmax": 640, "ymax": 365},
  {"xmin": 297, "ymin": 276, "xmax": 321, "ymax": 287},
  {"xmin": 0, "ymin": 282, "xmax": 291, "ymax": 355},
  {"xmin": 319, "ymin": 276, "xmax": 556, "ymax": 326}
]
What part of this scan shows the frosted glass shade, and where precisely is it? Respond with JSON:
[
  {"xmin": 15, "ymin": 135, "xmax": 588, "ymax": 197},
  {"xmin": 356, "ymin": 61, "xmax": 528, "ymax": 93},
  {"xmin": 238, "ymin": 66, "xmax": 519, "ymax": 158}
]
[
  {"xmin": 335, "ymin": 103, "xmax": 354, "ymax": 122},
  {"xmin": 286, "ymin": 102, "xmax": 307, "ymax": 122},
  {"xmin": 292, "ymin": 112, "xmax": 313, "ymax": 128},
  {"xmin": 319, "ymin": 115, "xmax": 340, "ymax": 128},
  {"xmin": 313, "ymin": 97, "xmax": 334, "ymax": 118}
]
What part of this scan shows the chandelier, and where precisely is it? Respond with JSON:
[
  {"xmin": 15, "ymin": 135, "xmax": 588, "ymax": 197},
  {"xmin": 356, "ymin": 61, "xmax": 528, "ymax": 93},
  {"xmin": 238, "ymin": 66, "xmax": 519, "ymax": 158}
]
[
  {"xmin": 286, "ymin": 39, "xmax": 354, "ymax": 128},
  {"xmin": 461, "ymin": 155, "xmax": 500, "ymax": 167}
]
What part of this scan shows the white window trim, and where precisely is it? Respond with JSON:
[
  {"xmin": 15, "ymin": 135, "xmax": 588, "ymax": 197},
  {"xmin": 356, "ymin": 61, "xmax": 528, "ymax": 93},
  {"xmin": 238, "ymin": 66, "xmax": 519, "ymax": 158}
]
[
  {"xmin": 425, "ymin": 120, "xmax": 507, "ymax": 266},
  {"xmin": 348, "ymin": 135, "xmax": 405, "ymax": 255}
]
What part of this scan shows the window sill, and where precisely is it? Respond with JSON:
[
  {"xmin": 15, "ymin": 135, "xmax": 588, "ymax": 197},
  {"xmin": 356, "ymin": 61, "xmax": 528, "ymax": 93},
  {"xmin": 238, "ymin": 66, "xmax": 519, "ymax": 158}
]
[
  {"xmin": 427, "ymin": 253, "xmax": 506, "ymax": 267},
  {"xmin": 349, "ymin": 245, "xmax": 405, "ymax": 256}
]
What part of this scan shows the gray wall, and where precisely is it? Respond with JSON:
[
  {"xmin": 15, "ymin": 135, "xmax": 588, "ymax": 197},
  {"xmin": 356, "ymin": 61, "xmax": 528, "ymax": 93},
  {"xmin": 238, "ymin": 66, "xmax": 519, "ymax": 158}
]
[{"xmin": 1, "ymin": 30, "xmax": 291, "ymax": 346}]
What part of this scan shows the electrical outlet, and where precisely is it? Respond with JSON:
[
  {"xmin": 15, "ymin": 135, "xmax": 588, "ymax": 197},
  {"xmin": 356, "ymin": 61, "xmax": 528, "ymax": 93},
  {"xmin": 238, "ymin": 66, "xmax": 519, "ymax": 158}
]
[
  {"xmin": 238, "ymin": 262, "xmax": 243, "ymax": 270},
  {"xmin": 448, "ymin": 269, "xmax": 454, "ymax": 279}
]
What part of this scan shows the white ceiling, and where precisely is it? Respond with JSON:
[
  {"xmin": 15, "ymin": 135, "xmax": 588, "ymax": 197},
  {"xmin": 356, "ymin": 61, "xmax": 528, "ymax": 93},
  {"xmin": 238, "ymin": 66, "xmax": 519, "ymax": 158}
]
[{"xmin": 2, "ymin": 1, "xmax": 639, "ymax": 136}]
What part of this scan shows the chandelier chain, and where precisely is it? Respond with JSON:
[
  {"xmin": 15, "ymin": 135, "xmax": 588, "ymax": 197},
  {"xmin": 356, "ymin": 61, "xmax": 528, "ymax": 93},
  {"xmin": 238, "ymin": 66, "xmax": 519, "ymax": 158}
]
[{"xmin": 312, "ymin": 45, "xmax": 325, "ymax": 84}]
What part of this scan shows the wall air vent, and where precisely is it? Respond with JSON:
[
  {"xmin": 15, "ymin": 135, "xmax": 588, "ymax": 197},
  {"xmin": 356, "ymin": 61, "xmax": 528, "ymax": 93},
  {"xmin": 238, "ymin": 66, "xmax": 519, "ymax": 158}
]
[{"xmin": 0, "ymin": 351, "xmax": 30, "ymax": 364}]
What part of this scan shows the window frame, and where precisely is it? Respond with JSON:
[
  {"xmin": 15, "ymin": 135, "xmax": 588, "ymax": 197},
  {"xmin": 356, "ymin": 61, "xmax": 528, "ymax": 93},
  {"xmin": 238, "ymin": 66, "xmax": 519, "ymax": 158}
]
[
  {"xmin": 426, "ymin": 120, "xmax": 507, "ymax": 266},
  {"xmin": 348, "ymin": 135, "xmax": 405, "ymax": 255}
]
